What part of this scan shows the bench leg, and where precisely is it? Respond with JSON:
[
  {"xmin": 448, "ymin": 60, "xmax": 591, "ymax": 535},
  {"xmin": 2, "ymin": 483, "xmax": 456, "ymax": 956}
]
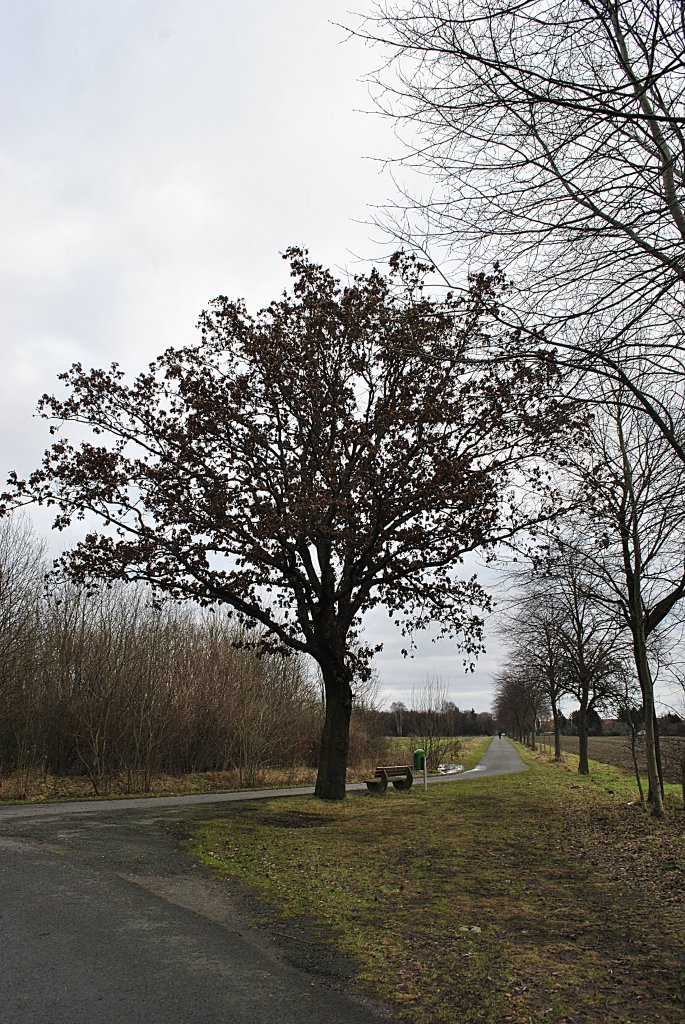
[
  {"xmin": 392, "ymin": 777, "xmax": 413, "ymax": 791},
  {"xmin": 365, "ymin": 779, "xmax": 388, "ymax": 794}
]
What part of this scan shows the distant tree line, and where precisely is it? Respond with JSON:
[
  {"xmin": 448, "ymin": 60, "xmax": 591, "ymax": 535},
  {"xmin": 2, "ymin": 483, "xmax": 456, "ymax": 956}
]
[
  {"xmin": 379, "ymin": 701, "xmax": 494, "ymax": 739},
  {"xmin": 556, "ymin": 709, "xmax": 685, "ymax": 739}
]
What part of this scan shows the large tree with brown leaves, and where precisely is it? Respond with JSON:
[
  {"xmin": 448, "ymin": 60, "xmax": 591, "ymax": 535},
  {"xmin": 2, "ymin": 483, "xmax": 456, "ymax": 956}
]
[{"xmin": 3, "ymin": 249, "xmax": 576, "ymax": 799}]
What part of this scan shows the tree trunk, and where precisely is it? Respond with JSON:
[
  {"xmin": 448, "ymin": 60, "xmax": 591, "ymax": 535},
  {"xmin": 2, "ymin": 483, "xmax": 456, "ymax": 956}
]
[
  {"xmin": 628, "ymin": 728, "xmax": 645, "ymax": 805},
  {"xmin": 551, "ymin": 699, "xmax": 562, "ymax": 760},
  {"xmin": 577, "ymin": 702, "xmax": 590, "ymax": 775},
  {"xmin": 632, "ymin": 626, "xmax": 665, "ymax": 817},
  {"xmin": 653, "ymin": 709, "xmax": 665, "ymax": 800},
  {"xmin": 314, "ymin": 657, "xmax": 353, "ymax": 801},
  {"xmin": 644, "ymin": 701, "xmax": 664, "ymax": 816}
]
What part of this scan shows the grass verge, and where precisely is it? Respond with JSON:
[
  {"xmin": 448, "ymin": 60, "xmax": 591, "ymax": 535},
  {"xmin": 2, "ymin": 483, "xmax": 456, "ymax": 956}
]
[
  {"xmin": 385, "ymin": 734, "xmax": 492, "ymax": 772},
  {"xmin": 0, "ymin": 737, "xmax": 489, "ymax": 804},
  {"xmin": 0, "ymin": 767, "xmax": 320, "ymax": 804},
  {"xmin": 191, "ymin": 750, "xmax": 685, "ymax": 1024}
]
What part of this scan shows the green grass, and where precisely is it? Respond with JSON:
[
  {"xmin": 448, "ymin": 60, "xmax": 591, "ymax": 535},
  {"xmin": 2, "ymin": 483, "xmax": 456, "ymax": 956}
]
[
  {"xmin": 191, "ymin": 749, "xmax": 685, "ymax": 1024},
  {"xmin": 456, "ymin": 734, "xmax": 493, "ymax": 770},
  {"xmin": 384, "ymin": 734, "xmax": 492, "ymax": 771}
]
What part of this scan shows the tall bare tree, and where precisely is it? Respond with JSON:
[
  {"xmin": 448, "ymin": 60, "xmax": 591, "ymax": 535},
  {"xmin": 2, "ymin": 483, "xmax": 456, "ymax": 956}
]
[
  {"xmin": 498, "ymin": 579, "xmax": 572, "ymax": 759},
  {"xmin": 528, "ymin": 546, "xmax": 625, "ymax": 774},
  {"xmin": 558, "ymin": 391, "xmax": 685, "ymax": 813},
  {"xmin": 360, "ymin": 0, "xmax": 685, "ymax": 462}
]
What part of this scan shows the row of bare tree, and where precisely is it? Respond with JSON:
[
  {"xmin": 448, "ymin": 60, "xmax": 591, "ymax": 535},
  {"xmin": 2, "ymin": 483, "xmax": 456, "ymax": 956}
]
[
  {"xmin": 493, "ymin": 555, "xmax": 633, "ymax": 768},
  {"xmin": 492, "ymin": 398, "xmax": 685, "ymax": 808},
  {"xmin": 362, "ymin": 0, "xmax": 685, "ymax": 817},
  {"xmin": 0, "ymin": 518, "xmax": 335, "ymax": 795}
]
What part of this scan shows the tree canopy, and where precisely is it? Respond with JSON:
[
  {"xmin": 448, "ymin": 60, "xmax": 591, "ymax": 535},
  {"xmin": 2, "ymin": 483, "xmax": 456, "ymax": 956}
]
[
  {"xmin": 3, "ymin": 248, "xmax": 576, "ymax": 798},
  {"xmin": 365, "ymin": 0, "xmax": 685, "ymax": 333}
]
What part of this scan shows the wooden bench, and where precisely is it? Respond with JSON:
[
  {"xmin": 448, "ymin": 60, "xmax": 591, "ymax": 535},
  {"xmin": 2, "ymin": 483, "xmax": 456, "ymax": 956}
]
[{"xmin": 365, "ymin": 765, "xmax": 413, "ymax": 794}]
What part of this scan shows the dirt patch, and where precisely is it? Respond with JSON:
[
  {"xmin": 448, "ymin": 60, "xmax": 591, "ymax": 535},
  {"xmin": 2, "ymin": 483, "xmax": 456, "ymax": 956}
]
[{"xmin": 259, "ymin": 811, "xmax": 330, "ymax": 829}]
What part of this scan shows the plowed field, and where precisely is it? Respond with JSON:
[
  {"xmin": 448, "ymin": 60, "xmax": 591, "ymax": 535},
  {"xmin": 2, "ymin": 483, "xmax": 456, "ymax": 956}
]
[{"xmin": 541, "ymin": 734, "xmax": 684, "ymax": 784}]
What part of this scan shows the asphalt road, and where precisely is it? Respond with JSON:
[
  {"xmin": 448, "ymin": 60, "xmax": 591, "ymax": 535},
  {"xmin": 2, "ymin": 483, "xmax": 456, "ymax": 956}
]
[{"xmin": 0, "ymin": 737, "xmax": 526, "ymax": 1023}]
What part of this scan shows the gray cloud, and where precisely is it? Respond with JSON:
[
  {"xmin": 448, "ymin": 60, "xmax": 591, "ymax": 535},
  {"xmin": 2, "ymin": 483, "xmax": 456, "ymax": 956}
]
[{"xmin": 1, "ymin": 1, "xmax": 504, "ymax": 710}]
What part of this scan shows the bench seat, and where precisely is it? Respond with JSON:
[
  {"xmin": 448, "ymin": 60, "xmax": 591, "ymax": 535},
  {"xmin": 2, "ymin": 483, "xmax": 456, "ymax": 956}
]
[{"xmin": 365, "ymin": 765, "xmax": 413, "ymax": 794}]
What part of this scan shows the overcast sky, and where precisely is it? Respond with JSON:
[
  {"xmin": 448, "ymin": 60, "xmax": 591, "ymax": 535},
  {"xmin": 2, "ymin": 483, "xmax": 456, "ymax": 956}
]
[{"xmin": 0, "ymin": 0, "xmax": 514, "ymax": 711}]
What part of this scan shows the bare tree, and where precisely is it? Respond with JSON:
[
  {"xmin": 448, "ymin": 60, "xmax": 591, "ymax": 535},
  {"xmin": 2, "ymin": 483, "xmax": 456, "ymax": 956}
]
[
  {"xmin": 531, "ymin": 547, "xmax": 625, "ymax": 774},
  {"xmin": 360, "ymin": 1, "xmax": 685, "ymax": 463},
  {"xmin": 493, "ymin": 664, "xmax": 551, "ymax": 749},
  {"xmin": 0, "ymin": 516, "xmax": 46, "ymax": 794},
  {"xmin": 408, "ymin": 675, "xmax": 458, "ymax": 769},
  {"xmin": 614, "ymin": 674, "xmax": 647, "ymax": 803},
  {"xmin": 389, "ymin": 700, "xmax": 407, "ymax": 736},
  {"xmin": 557, "ymin": 391, "xmax": 685, "ymax": 813},
  {"xmin": 498, "ymin": 578, "xmax": 572, "ymax": 759},
  {"xmin": 0, "ymin": 516, "xmax": 45, "ymax": 669}
]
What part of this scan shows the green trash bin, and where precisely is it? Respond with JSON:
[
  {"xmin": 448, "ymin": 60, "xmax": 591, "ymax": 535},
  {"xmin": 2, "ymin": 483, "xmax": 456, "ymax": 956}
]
[{"xmin": 413, "ymin": 748, "xmax": 425, "ymax": 772}]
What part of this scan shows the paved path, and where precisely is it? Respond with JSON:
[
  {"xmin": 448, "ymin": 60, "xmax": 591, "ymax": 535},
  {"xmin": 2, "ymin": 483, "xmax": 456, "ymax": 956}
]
[
  {"xmin": 0, "ymin": 738, "xmax": 526, "ymax": 1023},
  {"xmin": 0, "ymin": 735, "xmax": 526, "ymax": 821},
  {"xmin": 430, "ymin": 734, "xmax": 527, "ymax": 783}
]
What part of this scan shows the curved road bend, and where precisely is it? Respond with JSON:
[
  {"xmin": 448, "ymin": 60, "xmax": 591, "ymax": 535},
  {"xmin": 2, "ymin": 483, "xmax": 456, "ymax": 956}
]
[{"xmin": 0, "ymin": 737, "xmax": 526, "ymax": 1024}]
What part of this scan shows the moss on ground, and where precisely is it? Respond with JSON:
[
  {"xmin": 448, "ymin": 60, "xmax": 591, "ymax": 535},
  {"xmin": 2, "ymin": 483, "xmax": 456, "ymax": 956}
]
[{"xmin": 191, "ymin": 750, "xmax": 685, "ymax": 1024}]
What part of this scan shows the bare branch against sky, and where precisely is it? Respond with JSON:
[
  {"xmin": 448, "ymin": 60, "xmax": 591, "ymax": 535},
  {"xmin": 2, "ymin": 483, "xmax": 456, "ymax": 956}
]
[{"xmin": 0, "ymin": 1, "xmax": 505, "ymax": 707}]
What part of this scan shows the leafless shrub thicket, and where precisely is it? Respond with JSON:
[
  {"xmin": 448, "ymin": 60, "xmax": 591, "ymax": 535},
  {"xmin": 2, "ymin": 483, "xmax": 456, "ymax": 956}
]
[{"xmin": 0, "ymin": 518, "xmax": 389, "ymax": 796}]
